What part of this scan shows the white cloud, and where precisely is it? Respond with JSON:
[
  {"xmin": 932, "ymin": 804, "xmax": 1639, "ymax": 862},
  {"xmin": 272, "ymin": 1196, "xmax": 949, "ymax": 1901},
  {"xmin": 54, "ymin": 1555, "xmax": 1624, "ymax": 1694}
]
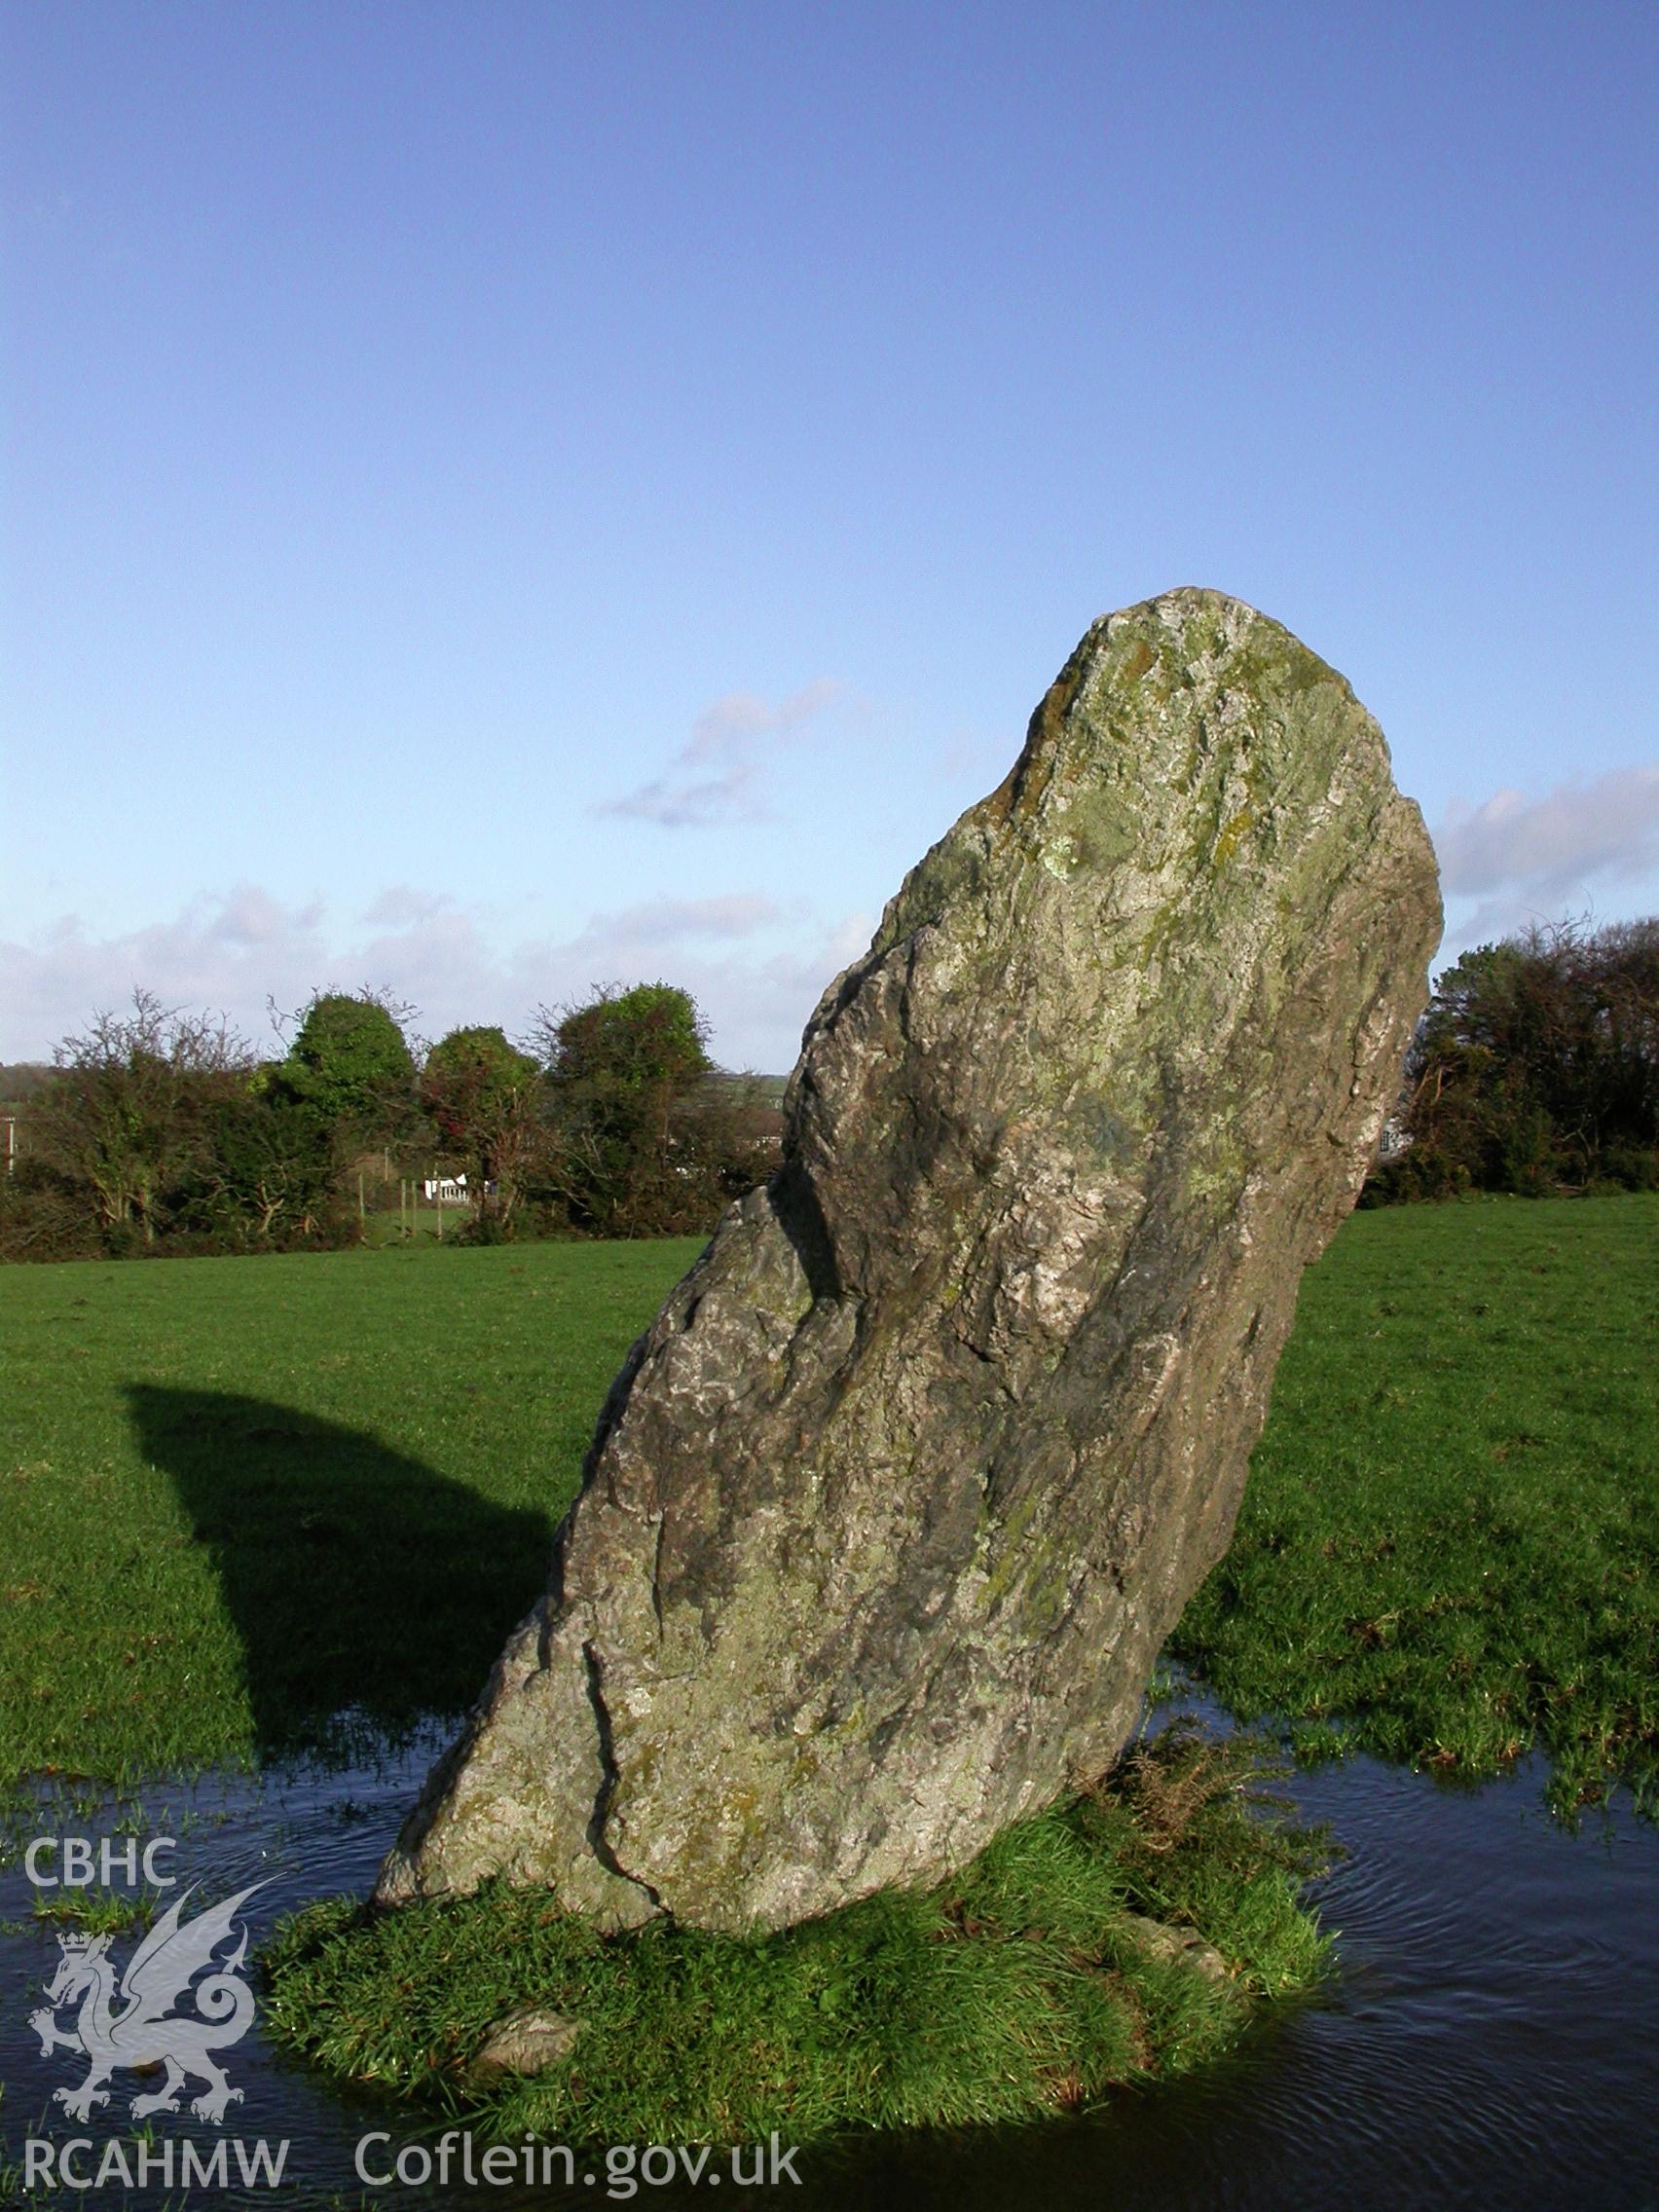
[
  {"xmin": 359, "ymin": 885, "xmax": 454, "ymax": 928},
  {"xmin": 0, "ymin": 889, "xmax": 336, "ymax": 1059},
  {"xmin": 563, "ymin": 894, "xmax": 781, "ymax": 951},
  {"xmin": 0, "ymin": 884, "xmax": 866, "ymax": 1077},
  {"xmin": 1433, "ymin": 764, "xmax": 1659, "ymax": 961},
  {"xmin": 212, "ymin": 884, "xmax": 323, "ymax": 948},
  {"xmin": 601, "ymin": 680, "xmax": 845, "ymax": 828},
  {"xmin": 1436, "ymin": 766, "xmax": 1659, "ymax": 900}
]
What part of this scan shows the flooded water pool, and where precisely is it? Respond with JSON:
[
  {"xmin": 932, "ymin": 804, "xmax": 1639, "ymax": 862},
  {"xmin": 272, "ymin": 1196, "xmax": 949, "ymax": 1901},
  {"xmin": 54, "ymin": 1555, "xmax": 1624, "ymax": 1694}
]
[{"xmin": 2, "ymin": 1728, "xmax": 1655, "ymax": 2210}]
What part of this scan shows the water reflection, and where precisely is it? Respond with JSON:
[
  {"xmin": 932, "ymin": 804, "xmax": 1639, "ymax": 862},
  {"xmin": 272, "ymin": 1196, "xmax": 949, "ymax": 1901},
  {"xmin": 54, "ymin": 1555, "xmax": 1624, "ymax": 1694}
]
[{"xmin": 1, "ymin": 1738, "xmax": 1654, "ymax": 2211}]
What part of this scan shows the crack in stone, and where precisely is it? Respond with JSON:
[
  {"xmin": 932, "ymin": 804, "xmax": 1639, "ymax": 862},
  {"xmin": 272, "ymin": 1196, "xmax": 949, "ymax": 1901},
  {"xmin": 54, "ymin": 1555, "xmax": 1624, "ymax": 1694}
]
[
  {"xmin": 649, "ymin": 1520, "xmax": 666, "ymax": 1638},
  {"xmin": 581, "ymin": 1640, "xmax": 666, "ymax": 1915}
]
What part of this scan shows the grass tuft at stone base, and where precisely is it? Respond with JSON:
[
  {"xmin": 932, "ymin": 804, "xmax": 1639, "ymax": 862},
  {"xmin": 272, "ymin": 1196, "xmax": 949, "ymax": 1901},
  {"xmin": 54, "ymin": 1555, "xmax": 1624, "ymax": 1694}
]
[{"xmin": 263, "ymin": 1727, "xmax": 1331, "ymax": 2144}]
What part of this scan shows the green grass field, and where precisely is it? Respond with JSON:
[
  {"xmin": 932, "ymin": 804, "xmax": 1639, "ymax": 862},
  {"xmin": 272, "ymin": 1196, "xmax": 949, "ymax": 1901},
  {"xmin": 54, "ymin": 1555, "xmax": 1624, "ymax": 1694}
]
[
  {"xmin": 2, "ymin": 1197, "xmax": 1655, "ymax": 1818},
  {"xmin": 1173, "ymin": 1193, "xmax": 1659, "ymax": 1814},
  {"xmin": 0, "ymin": 1237, "xmax": 697, "ymax": 1799}
]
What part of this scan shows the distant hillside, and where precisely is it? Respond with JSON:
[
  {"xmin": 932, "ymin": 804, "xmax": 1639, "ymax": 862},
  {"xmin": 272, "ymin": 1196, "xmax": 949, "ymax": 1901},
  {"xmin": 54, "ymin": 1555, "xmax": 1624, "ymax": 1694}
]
[
  {"xmin": 0, "ymin": 1063, "xmax": 53, "ymax": 1106},
  {"xmin": 709, "ymin": 1072, "xmax": 786, "ymax": 1106}
]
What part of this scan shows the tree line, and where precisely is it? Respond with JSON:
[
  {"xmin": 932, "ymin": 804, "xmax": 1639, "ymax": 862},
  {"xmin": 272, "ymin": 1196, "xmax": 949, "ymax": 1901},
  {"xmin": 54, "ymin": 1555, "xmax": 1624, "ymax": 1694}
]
[
  {"xmin": 5, "ymin": 915, "xmax": 1654, "ymax": 1261},
  {"xmin": 0, "ymin": 982, "xmax": 781, "ymax": 1262},
  {"xmin": 1363, "ymin": 916, "xmax": 1658, "ymax": 1203}
]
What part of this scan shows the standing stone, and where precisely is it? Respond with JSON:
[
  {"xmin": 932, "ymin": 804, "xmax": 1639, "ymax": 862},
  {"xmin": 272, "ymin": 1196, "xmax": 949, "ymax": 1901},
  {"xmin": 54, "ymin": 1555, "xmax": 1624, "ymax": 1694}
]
[{"xmin": 378, "ymin": 589, "xmax": 1440, "ymax": 1933}]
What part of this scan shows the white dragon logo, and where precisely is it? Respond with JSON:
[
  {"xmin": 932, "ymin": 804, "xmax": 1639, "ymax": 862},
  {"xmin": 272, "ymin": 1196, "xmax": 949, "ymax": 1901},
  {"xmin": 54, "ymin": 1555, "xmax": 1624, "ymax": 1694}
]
[{"xmin": 28, "ymin": 1882, "xmax": 267, "ymax": 2125}]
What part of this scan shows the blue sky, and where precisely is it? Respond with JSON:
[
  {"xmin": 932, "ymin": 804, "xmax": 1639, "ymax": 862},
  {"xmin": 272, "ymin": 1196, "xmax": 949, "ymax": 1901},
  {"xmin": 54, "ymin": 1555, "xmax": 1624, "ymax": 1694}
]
[{"xmin": 4, "ymin": 1, "xmax": 1656, "ymax": 1070}]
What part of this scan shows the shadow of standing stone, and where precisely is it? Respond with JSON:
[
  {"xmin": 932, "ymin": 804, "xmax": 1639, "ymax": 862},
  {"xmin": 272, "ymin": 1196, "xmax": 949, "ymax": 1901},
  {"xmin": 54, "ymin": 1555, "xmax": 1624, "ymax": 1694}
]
[{"xmin": 128, "ymin": 1383, "xmax": 552, "ymax": 1755}]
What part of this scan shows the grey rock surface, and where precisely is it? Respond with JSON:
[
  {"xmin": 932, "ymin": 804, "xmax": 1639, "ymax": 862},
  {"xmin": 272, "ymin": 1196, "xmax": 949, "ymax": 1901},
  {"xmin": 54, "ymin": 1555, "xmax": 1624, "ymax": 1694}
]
[
  {"xmin": 465, "ymin": 2007, "xmax": 581, "ymax": 2085},
  {"xmin": 1121, "ymin": 1913, "xmax": 1231, "ymax": 1984},
  {"xmin": 378, "ymin": 589, "xmax": 1440, "ymax": 1933}
]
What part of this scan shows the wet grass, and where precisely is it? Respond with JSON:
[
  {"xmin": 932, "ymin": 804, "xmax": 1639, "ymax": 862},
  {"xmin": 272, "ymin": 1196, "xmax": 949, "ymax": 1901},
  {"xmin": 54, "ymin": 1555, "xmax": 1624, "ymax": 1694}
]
[
  {"xmin": 16, "ymin": 1886, "xmax": 159, "ymax": 1935},
  {"xmin": 1173, "ymin": 1193, "xmax": 1659, "ymax": 1815},
  {"xmin": 265, "ymin": 1727, "xmax": 1332, "ymax": 2143}
]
